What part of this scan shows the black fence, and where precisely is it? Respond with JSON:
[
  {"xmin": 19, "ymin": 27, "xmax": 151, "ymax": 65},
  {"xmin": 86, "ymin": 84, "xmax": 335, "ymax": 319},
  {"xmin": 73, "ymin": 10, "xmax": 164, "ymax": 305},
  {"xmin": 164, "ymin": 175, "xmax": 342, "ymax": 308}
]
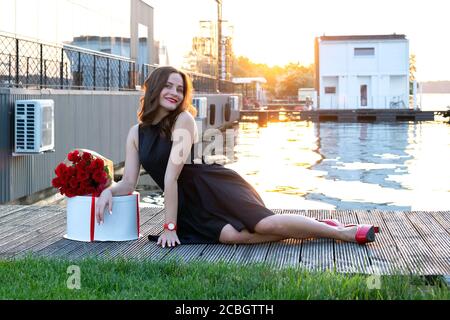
[{"xmin": 0, "ymin": 34, "xmax": 237, "ymax": 93}]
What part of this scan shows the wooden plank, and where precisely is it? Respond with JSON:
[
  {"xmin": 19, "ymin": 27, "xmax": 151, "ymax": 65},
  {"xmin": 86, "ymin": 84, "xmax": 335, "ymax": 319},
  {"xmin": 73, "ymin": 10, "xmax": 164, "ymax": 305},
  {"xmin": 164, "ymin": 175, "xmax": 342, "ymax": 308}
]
[
  {"xmin": 405, "ymin": 211, "xmax": 450, "ymax": 273},
  {"xmin": 0, "ymin": 208, "xmax": 66, "ymax": 254},
  {"xmin": 161, "ymin": 244, "xmax": 208, "ymax": 263},
  {"xmin": 197, "ymin": 244, "xmax": 238, "ymax": 263},
  {"xmin": 62, "ymin": 208, "xmax": 160, "ymax": 260},
  {"xmin": 100, "ymin": 208, "xmax": 166, "ymax": 260},
  {"xmin": 332, "ymin": 210, "xmax": 371, "ymax": 274},
  {"xmin": 3, "ymin": 207, "xmax": 450, "ymax": 277},
  {"xmin": 0, "ymin": 205, "xmax": 51, "ymax": 228},
  {"xmin": 87, "ymin": 213, "xmax": 160, "ymax": 260},
  {"xmin": 43, "ymin": 207, "xmax": 162, "ymax": 260},
  {"xmin": 7, "ymin": 220, "xmax": 67, "ymax": 257},
  {"xmin": 264, "ymin": 238, "xmax": 301, "ymax": 269},
  {"xmin": 382, "ymin": 211, "xmax": 448, "ymax": 275},
  {"xmin": 0, "ymin": 205, "xmax": 32, "ymax": 218},
  {"xmin": 33, "ymin": 207, "xmax": 161, "ymax": 260},
  {"xmin": 356, "ymin": 210, "xmax": 409, "ymax": 275},
  {"xmin": 229, "ymin": 243, "xmax": 271, "ymax": 265},
  {"xmin": 299, "ymin": 210, "xmax": 334, "ymax": 272},
  {"xmin": 429, "ymin": 211, "xmax": 450, "ymax": 233},
  {"xmin": 0, "ymin": 206, "xmax": 64, "ymax": 243}
]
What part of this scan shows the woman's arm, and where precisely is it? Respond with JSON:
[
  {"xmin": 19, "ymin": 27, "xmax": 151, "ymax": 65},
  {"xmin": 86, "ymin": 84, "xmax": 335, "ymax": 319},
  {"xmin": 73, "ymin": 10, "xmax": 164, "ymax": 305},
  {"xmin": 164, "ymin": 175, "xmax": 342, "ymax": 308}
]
[
  {"xmin": 109, "ymin": 124, "xmax": 141, "ymax": 196},
  {"xmin": 158, "ymin": 112, "xmax": 197, "ymax": 247},
  {"xmin": 95, "ymin": 124, "xmax": 141, "ymax": 223}
]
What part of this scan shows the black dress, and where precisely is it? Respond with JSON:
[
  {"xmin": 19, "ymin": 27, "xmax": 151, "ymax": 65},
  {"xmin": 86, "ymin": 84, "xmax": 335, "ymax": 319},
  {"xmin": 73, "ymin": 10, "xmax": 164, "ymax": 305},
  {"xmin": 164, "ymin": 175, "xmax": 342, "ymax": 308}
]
[{"xmin": 139, "ymin": 122, "xmax": 274, "ymax": 244}]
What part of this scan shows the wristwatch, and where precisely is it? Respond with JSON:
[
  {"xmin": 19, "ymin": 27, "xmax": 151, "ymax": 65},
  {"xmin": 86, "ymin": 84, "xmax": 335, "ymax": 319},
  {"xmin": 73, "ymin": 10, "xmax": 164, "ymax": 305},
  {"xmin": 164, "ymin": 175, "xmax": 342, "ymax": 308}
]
[{"xmin": 164, "ymin": 222, "xmax": 177, "ymax": 231}]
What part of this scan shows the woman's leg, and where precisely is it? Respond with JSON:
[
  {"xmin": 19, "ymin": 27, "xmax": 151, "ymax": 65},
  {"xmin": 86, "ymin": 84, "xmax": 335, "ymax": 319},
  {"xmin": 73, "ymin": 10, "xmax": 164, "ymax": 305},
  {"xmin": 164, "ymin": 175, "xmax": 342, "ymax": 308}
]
[
  {"xmin": 254, "ymin": 214, "xmax": 358, "ymax": 242},
  {"xmin": 219, "ymin": 224, "xmax": 287, "ymax": 244}
]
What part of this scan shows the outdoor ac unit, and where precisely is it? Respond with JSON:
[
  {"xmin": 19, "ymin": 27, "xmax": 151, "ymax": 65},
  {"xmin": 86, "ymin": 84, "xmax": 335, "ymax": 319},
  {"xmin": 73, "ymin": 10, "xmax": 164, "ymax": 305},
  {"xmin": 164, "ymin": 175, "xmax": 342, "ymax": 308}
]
[
  {"xmin": 192, "ymin": 97, "xmax": 207, "ymax": 118},
  {"xmin": 14, "ymin": 99, "xmax": 55, "ymax": 155}
]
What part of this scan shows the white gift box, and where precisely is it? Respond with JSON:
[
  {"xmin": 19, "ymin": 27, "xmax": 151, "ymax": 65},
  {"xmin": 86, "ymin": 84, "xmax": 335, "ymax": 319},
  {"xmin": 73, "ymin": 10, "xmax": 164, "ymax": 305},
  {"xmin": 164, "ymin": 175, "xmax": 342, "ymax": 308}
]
[{"xmin": 64, "ymin": 192, "xmax": 141, "ymax": 242}]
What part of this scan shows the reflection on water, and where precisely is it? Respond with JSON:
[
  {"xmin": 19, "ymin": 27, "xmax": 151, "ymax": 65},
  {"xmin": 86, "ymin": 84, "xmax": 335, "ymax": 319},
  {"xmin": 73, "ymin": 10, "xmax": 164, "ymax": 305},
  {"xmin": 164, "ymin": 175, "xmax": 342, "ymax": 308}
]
[
  {"xmin": 225, "ymin": 121, "xmax": 450, "ymax": 210},
  {"xmin": 140, "ymin": 120, "xmax": 450, "ymax": 210}
]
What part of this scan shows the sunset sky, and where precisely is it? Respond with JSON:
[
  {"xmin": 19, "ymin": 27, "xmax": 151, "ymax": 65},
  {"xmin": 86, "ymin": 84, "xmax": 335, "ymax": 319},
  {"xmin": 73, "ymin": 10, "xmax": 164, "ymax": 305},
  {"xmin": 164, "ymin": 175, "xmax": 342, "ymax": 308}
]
[{"xmin": 148, "ymin": 0, "xmax": 450, "ymax": 81}]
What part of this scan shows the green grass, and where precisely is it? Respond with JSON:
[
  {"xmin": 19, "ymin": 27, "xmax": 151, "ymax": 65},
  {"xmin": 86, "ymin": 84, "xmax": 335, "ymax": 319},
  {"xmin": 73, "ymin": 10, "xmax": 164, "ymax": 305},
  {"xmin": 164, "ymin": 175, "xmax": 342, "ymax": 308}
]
[{"xmin": 0, "ymin": 256, "xmax": 448, "ymax": 300}]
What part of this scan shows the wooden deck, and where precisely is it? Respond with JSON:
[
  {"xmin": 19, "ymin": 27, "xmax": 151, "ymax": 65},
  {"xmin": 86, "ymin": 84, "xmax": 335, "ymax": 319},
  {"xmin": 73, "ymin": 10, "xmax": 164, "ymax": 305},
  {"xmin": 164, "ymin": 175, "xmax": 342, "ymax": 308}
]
[{"xmin": 0, "ymin": 205, "xmax": 449, "ymax": 276}]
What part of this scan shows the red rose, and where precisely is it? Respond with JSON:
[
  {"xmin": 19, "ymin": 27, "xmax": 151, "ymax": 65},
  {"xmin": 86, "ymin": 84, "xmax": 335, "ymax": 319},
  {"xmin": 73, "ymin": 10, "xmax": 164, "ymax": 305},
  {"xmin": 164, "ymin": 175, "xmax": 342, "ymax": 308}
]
[
  {"xmin": 68, "ymin": 166, "xmax": 77, "ymax": 177},
  {"xmin": 86, "ymin": 187, "xmax": 96, "ymax": 195},
  {"xmin": 94, "ymin": 158, "xmax": 104, "ymax": 169},
  {"xmin": 77, "ymin": 186, "xmax": 87, "ymax": 196},
  {"xmin": 82, "ymin": 152, "xmax": 92, "ymax": 162},
  {"xmin": 92, "ymin": 170, "xmax": 106, "ymax": 183},
  {"xmin": 53, "ymin": 151, "xmax": 111, "ymax": 198},
  {"xmin": 68, "ymin": 150, "xmax": 81, "ymax": 163},
  {"xmin": 69, "ymin": 177, "xmax": 79, "ymax": 189},
  {"xmin": 80, "ymin": 180, "xmax": 91, "ymax": 189},
  {"xmin": 77, "ymin": 159, "xmax": 88, "ymax": 170},
  {"xmin": 51, "ymin": 177, "xmax": 61, "ymax": 188},
  {"xmin": 65, "ymin": 189, "xmax": 76, "ymax": 198},
  {"xmin": 55, "ymin": 163, "xmax": 68, "ymax": 176},
  {"xmin": 76, "ymin": 169, "xmax": 89, "ymax": 181}
]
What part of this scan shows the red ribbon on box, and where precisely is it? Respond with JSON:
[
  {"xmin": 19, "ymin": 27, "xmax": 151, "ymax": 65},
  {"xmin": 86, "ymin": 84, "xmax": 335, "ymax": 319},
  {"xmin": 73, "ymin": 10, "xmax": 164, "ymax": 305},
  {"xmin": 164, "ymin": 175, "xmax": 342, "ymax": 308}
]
[
  {"xmin": 90, "ymin": 195, "xmax": 96, "ymax": 242},
  {"xmin": 89, "ymin": 194, "xmax": 140, "ymax": 242}
]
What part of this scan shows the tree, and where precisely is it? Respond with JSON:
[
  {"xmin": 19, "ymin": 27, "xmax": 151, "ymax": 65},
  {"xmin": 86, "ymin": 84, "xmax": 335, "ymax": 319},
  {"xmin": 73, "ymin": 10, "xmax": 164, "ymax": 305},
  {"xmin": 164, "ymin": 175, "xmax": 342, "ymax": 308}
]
[
  {"xmin": 277, "ymin": 63, "xmax": 314, "ymax": 98},
  {"xmin": 232, "ymin": 56, "xmax": 314, "ymax": 99},
  {"xmin": 409, "ymin": 54, "xmax": 416, "ymax": 82}
]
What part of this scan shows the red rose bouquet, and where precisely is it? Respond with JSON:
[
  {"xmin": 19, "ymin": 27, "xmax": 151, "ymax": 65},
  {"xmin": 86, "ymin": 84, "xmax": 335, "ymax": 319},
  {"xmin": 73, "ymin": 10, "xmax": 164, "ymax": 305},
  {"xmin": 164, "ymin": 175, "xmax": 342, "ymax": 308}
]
[{"xmin": 52, "ymin": 149, "xmax": 113, "ymax": 198}]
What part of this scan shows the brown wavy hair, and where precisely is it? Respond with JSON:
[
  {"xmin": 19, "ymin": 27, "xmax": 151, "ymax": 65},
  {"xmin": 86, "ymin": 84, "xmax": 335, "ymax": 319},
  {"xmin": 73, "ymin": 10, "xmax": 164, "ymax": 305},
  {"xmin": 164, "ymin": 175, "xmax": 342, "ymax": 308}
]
[{"xmin": 138, "ymin": 66, "xmax": 197, "ymax": 139}]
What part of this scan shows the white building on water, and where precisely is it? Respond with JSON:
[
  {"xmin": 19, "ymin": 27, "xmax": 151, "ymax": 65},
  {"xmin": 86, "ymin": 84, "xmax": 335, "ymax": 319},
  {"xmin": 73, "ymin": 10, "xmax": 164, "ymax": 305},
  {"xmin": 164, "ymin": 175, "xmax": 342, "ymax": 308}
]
[{"xmin": 314, "ymin": 34, "xmax": 411, "ymax": 110}]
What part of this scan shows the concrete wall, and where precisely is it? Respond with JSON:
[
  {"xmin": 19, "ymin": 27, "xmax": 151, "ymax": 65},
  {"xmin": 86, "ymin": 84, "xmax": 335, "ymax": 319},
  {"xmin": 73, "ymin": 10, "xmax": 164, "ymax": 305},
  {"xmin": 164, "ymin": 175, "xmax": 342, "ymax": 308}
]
[
  {"xmin": 0, "ymin": 89, "xmax": 241, "ymax": 203},
  {"xmin": 319, "ymin": 39, "xmax": 409, "ymax": 109},
  {"xmin": 0, "ymin": 88, "xmax": 142, "ymax": 204}
]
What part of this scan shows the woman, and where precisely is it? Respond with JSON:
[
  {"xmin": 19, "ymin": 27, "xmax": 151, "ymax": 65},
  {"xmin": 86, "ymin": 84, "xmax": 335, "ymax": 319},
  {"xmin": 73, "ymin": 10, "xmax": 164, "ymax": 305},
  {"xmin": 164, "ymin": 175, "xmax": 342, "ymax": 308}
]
[{"xmin": 94, "ymin": 66, "xmax": 378, "ymax": 248}]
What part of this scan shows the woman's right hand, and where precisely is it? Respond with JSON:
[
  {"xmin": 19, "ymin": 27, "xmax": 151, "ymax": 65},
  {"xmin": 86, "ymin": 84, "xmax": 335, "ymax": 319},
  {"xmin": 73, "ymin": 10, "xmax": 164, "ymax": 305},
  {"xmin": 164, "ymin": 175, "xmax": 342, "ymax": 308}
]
[
  {"xmin": 157, "ymin": 230, "xmax": 181, "ymax": 248},
  {"xmin": 95, "ymin": 189, "xmax": 113, "ymax": 224}
]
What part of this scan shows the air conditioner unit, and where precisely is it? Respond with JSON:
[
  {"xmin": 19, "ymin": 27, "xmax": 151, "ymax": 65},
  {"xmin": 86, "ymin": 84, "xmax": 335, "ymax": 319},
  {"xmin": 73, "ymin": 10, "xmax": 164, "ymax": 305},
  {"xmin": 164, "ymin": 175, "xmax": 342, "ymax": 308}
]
[
  {"xmin": 192, "ymin": 97, "xmax": 207, "ymax": 118},
  {"xmin": 14, "ymin": 99, "xmax": 55, "ymax": 155}
]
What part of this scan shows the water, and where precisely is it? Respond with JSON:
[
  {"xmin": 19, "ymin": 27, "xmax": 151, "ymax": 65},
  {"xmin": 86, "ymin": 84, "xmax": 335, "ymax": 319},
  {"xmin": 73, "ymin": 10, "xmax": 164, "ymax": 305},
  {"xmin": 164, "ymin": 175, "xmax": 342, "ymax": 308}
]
[
  {"xmin": 225, "ymin": 121, "xmax": 450, "ymax": 210},
  {"xmin": 140, "ymin": 93, "xmax": 450, "ymax": 210}
]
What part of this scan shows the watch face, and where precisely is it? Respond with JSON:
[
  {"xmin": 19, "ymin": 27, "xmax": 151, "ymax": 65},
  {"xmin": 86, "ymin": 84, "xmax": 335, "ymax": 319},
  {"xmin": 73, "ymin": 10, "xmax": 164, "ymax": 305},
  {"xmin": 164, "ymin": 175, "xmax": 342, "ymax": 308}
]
[{"xmin": 168, "ymin": 223, "xmax": 175, "ymax": 230}]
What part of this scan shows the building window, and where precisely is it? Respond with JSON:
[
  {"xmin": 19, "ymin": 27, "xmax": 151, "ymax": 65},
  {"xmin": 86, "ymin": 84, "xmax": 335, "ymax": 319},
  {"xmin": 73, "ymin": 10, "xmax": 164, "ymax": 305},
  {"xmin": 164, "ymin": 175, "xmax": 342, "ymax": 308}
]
[
  {"xmin": 354, "ymin": 47, "xmax": 375, "ymax": 56},
  {"xmin": 324, "ymin": 87, "xmax": 336, "ymax": 94}
]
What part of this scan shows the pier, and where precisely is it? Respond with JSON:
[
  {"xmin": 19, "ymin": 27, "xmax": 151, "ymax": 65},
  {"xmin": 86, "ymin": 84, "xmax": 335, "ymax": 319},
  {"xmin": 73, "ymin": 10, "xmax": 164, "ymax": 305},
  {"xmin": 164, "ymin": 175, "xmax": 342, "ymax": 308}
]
[
  {"xmin": 240, "ymin": 109, "xmax": 437, "ymax": 125},
  {"xmin": 1, "ymin": 205, "xmax": 449, "ymax": 276}
]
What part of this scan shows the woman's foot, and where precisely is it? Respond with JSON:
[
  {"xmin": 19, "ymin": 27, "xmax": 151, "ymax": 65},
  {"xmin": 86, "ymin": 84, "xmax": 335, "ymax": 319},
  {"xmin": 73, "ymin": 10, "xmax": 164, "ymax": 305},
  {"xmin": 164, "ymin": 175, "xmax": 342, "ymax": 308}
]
[{"xmin": 340, "ymin": 224, "xmax": 376, "ymax": 244}]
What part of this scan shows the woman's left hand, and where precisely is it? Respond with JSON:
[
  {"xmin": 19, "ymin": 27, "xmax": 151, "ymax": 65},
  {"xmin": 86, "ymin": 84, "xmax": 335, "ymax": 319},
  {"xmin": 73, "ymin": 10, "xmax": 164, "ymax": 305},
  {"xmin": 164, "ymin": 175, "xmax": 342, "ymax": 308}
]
[{"xmin": 157, "ymin": 230, "xmax": 181, "ymax": 248}]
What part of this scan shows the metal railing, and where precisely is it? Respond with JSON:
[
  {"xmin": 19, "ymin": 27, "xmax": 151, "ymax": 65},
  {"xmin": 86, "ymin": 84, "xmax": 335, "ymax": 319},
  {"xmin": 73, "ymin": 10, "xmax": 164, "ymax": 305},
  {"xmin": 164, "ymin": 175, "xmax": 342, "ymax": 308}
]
[
  {"xmin": 0, "ymin": 34, "xmax": 137, "ymax": 90},
  {"xmin": 0, "ymin": 33, "xmax": 237, "ymax": 93},
  {"xmin": 319, "ymin": 94, "xmax": 412, "ymax": 109}
]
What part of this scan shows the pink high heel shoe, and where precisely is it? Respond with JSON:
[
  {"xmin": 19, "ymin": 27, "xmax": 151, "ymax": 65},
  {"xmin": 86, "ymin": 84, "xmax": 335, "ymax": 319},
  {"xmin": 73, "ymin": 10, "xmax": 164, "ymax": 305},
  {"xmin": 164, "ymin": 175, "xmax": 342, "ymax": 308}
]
[
  {"xmin": 354, "ymin": 224, "xmax": 377, "ymax": 245},
  {"xmin": 344, "ymin": 223, "xmax": 380, "ymax": 234}
]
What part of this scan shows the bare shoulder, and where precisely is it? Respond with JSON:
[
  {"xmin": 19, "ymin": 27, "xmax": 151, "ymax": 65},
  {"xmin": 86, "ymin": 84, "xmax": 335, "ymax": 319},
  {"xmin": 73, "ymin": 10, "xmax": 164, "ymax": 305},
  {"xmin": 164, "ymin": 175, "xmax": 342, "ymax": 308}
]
[
  {"xmin": 175, "ymin": 111, "xmax": 195, "ymax": 126},
  {"xmin": 173, "ymin": 111, "xmax": 198, "ymax": 143}
]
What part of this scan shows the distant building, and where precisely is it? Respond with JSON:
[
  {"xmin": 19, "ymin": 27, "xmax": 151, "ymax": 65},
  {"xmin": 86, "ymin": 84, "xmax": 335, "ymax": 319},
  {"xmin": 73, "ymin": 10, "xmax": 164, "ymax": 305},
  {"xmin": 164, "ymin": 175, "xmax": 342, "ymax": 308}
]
[
  {"xmin": 0, "ymin": 0, "xmax": 155, "ymax": 66},
  {"xmin": 185, "ymin": 20, "xmax": 234, "ymax": 80},
  {"xmin": 232, "ymin": 77, "xmax": 267, "ymax": 109},
  {"xmin": 315, "ymin": 34, "xmax": 410, "ymax": 109}
]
